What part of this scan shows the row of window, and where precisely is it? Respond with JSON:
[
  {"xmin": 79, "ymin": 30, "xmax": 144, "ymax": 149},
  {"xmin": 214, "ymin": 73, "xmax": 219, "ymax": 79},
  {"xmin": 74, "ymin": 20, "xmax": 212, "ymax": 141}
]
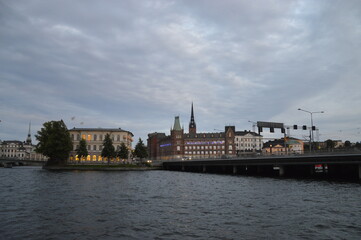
[
  {"xmin": 69, "ymin": 155, "xmax": 127, "ymax": 161},
  {"xmin": 1, "ymin": 153, "xmax": 25, "ymax": 158},
  {"xmin": 184, "ymin": 150, "xmax": 234, "ymax": 155},
  {"xmin": 236, "ymin": 143, "xmax": 263, "ymax": 147},
  {"xmin": 185, "ymin": 145, "xmax": 225, "ymax": 150},
  {"xmin": 71, "ymin": 134, "xmax": 130, "ymax": 142},
  {"xmin": 1, "ymin": 149, "xmax": 25, "ymax": 153},
  {"xmin": 235, "ymin": 138, "xmax": 262, "ymax": 142},
  {"xmin": 73, "ymin": 144, "xmax": 128, "ymax": 151}
]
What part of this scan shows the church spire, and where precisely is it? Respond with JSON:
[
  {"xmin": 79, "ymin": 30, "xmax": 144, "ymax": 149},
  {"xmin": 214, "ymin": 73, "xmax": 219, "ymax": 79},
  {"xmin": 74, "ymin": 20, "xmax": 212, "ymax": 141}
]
[
  {"xmin": 26, "ymin": 121, "xmax": 32, "ymax": 144},
  {"xmin": 189, "ymin": 103, "xmax": 196, "ymax": 134}
]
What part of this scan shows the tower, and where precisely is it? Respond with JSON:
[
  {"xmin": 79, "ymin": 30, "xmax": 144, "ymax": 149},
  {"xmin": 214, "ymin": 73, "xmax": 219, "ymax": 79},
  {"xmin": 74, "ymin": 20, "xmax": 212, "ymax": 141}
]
[
  {"xmin": 189, "ymin": 103, "xmax": 196, "ymax": 134},
  {"xmin": 171, "ymin": 116, "xmax": 184, "ymax": 156},
  {"xmin": 26, "ymin": 122, "xmax": 32, "ymax": 145}
]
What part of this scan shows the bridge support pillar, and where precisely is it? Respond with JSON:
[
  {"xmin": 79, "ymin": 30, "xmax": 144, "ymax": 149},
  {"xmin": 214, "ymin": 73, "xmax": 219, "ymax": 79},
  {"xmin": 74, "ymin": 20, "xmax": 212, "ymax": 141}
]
[
  {"xmin": 202, "ymin": 165, "xmax": 206, "ymax": 173},
  {"xmin": 279, "ymin": 166, "xmax": 285, "ymax": 177},
  {"xmin": 233, "ymin": 166, "xmax": 237, "ymax": 174}
]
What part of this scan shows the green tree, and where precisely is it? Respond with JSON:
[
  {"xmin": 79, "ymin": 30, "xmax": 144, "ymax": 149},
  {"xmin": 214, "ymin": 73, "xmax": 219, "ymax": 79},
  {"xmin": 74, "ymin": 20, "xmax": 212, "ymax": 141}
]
[
  {"xmin": 326, "ymin": 139, "xmax": 334, "ymax": 150},
  {"xmin": 76, "ymin": 138, "xmax": 88, "ymax": 162},
  {"xmin": 101, "ymin": 133, "xmax": 116, "ymax": 164},
  {"xmin": 35, "ymin": 120, "xmax": 72, "ymax": 166},
  {"xmin": 117, "ymin": 142, "xmax": 129, "ymax": 161},
  {"xmin": 134, "ymin": 138, "xmax": 148, "ymax": 159}
]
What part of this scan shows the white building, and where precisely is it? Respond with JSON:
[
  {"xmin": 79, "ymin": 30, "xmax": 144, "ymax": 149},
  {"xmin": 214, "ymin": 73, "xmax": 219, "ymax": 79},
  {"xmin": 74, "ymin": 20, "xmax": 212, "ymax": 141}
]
[
  {"xmin": 68, "ymin": 128, "xmax": 134, "ymax": 162},
  {"xmin": 235, "ymin": 131, "xmax": 263, "ymax": 154}
]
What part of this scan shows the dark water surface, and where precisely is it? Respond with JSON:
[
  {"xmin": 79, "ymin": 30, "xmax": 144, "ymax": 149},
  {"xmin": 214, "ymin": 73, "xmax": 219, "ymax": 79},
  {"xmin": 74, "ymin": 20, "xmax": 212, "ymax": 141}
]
[{"xmin": 1, "ymin": 167, "xmax": 360, "ymax": 240}]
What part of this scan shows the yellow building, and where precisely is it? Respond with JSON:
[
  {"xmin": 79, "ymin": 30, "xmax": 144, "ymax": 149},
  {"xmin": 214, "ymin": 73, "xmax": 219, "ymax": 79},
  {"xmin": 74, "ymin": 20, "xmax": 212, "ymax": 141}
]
[
  {"xmin": 262, "ymin": 138, "xmax": 304, "ymax": 155},
  {"xmin": 68, "ymin": 128, "xmax": 133, "ymax": 163}
]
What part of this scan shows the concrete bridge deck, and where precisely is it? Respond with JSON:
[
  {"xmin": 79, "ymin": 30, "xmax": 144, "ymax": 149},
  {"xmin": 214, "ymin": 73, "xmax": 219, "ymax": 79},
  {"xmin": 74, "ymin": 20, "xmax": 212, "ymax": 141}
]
[{"xmin": 163, "ymin": 153, "xmax": 361, "ymax": 180}]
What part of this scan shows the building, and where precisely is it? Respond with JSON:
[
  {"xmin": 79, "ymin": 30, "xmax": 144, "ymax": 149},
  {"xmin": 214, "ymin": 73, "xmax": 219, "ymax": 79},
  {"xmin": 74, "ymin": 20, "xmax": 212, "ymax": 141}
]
[
  {"xmin": 68, "ymin": 128, "xmax": 133, "ymax": 162},
  {"xmin": 262, "ymin": 137, "xmax": 304, "ymax": 155},
  {"xmin": 0, "ymin": 123, "xmax": 47, "ymax": 161},
  {"xmin": 235, "ymin": 130, "xmax": 263, "ymax": 155},
  {"xmin": 147, "ymin": 104, "xmax": 236, "ymax": 160}
]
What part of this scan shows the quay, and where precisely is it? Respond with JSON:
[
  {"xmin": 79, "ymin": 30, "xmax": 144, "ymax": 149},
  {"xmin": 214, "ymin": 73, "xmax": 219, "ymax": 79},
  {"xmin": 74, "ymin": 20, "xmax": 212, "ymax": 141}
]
[{"xmin": 162, "ymin": 153, "xmax": 361, "ymax": 180}]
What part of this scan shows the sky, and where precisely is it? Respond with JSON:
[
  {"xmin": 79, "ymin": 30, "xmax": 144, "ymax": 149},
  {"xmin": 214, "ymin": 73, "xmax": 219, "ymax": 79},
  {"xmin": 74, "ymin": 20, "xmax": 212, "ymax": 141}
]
[{"xmin": 1, "ymin": 0, "xmax": 361, "ymax": 145}]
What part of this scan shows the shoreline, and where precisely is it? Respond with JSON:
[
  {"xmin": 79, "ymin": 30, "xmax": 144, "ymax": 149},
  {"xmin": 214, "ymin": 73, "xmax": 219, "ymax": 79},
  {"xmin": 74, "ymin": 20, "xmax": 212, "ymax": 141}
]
[{"xmin": 43, "ymin": 165, "xmax": 162, "ymax": 171}]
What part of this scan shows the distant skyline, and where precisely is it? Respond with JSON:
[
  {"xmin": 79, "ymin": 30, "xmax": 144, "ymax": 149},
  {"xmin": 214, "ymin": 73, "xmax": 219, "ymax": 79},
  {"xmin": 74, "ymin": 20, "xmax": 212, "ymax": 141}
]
[{"xmin": 1, "ymin": 0, "xmax": 361, "ymax": 144}]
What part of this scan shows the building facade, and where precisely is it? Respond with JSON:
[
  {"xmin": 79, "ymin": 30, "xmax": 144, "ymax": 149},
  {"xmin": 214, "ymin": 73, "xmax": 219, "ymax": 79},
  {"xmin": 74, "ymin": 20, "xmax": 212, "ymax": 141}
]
[
  {"xmin": 262, "ymin": 137, "xmax": 304, "ymax": 155},
  {"xmin": 235, "ymin": 131, "xmax": 263, "ymax": 155},
  {"xmin": 147, "ymin": 104, "xmax": 236, "ymax": 160},
  {"xmin": 68, "ymin": 128, "xmax": 133, "ymax": 162},
  {"xmin": 0, "ymin": 123, "xmax": 47, "ymax": 161}
]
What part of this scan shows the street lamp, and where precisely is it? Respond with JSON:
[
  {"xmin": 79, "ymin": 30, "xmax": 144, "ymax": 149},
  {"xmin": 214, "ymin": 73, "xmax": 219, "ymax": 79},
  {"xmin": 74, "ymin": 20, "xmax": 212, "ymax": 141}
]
[{"xmin": 298, "ymin": 108, "xmax": 324, "ymax": 152}]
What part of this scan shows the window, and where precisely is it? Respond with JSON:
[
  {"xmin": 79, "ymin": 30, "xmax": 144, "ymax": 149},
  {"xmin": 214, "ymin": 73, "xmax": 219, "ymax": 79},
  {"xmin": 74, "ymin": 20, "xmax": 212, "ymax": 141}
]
[
  {"xmin": 100, "ymin": 135, "xmax": 103, "ymax": 141},
  {"xmin": 71, "ymin": 134, "xmax": 74, "ymax": 140},
  {"xmin": 82, "ymin": 134, "xmax": 86, "ymax": 140},
  {"xmin": 93, "ymin": 145, "xmax": 96, "ymax": 150},
  {"xmin": 92, "ymin": 155, "xmax": 97, "ymax": 161},
  {"xmin": 177, "ymin": 146, "xmax": 180, "ymax": 151},
  {"xmin": 77, "ymin": 134, "xmax": 80, "ymax": 140},
  {"xmin": 117, "ymin": 135, "xmax": 120, "ymax": 141},
  {"xmin": 94, "ymin": 135, "xmax": 97, "ymax": 141},
  {"xmin": 87, "ymin": 135, "xmax": 92, "ymax": 141}
]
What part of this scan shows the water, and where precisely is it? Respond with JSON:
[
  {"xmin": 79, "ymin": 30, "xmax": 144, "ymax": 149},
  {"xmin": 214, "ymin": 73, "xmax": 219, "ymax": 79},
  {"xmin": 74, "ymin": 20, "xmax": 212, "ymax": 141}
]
[{"xmin": 1, "ymin": 167, "xmax": 360, "ymax": 240}]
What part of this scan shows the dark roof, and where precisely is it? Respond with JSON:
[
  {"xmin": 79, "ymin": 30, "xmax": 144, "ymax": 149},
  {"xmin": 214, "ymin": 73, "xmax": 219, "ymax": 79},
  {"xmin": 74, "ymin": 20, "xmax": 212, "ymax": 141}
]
[
  {"xmin": 235, "ymin": 131, "xmax": 262, "ymax": 137},
  {"xmin": 70, "ymin": 128, "xmax": 133, "ymax": 136},
  {"xmin": 2, "ymin": 140, "xmax": 23, "ymax": 145}
]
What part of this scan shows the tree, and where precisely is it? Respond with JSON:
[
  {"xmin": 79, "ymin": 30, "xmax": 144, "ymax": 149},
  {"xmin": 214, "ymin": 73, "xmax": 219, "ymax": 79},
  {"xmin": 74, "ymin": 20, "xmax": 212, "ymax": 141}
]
[
  {"xmin": 117, "ymin": 142, "xmax": 129, "ymax": 161},
  {"xmin": 76, "ymin": 138, "xmax": 88, "ymax": 162},
  {"xmin": 326, "ymin": 139, "xmax": 334, "ymax": 150},
  {"xmin": 35, "ymin": 120, "xmax": 72, "ymax": 166},
  {"xmin": 344, "ymin": 140, "xmax": 351, "ymax": 149},
  {"xmin": 134, "ymin": 138, "xmax": 148, "ymax": 159},
  {"xmin": 101, "ymin": 133, "xmax": 116, "ymax": 164}
]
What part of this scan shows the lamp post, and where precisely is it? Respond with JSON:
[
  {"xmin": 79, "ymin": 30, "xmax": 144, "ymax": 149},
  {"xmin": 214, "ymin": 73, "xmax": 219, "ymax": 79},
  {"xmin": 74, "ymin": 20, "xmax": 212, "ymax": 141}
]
[{"xmin": 298, "ymin": 108, "xmax": 324, "ymax": 152}]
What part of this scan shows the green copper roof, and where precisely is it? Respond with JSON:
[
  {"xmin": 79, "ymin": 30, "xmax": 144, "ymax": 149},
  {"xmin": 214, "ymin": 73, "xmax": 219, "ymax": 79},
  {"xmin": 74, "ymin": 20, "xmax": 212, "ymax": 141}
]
[{"xmin": 173, "ymin": 116, "xmax": 182, "ymax": 131}]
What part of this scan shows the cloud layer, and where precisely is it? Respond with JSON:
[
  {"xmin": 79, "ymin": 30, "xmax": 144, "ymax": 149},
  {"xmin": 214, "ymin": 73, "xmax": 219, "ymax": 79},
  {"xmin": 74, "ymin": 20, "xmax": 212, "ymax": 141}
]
[{"xmin": 1, "ymin": 0, "xmax": 361, "ymax": 143}]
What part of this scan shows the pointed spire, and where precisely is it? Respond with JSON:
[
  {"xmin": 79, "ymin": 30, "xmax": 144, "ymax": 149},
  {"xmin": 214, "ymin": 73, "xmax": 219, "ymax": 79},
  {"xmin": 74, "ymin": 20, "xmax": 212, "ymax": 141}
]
[
  {"xmin": 189, "ymin": 102, "xmax": 197, "ymax": 134},
  {"xmin": 26, "ymin": 121, "xmax": 32, "ymax": 144}
]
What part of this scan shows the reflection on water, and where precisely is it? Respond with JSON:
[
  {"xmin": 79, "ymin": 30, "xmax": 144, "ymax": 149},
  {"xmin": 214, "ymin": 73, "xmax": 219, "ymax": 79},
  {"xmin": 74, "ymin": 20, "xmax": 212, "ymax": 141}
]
[{"xmin": 1, "ymin": 166, "xmax": 361, "ymax": 239}]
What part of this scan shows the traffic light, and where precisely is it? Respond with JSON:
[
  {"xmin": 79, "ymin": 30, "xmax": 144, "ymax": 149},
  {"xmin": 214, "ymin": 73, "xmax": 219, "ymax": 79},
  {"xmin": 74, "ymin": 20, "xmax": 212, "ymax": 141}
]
[
  {"xmin": 293, "ymin": 125, "xmax": 297, "ymax": 130},
  {"xmin": 302, "ymin": 125, "xmax": 307, "ymax": 130}
]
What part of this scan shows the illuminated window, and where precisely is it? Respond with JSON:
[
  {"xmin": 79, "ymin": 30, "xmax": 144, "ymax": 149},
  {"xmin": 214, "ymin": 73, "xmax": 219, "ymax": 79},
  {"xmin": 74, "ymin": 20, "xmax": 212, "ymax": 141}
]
[
  {"xmin": 87, "ymin": 135, "xmax": 91, "ymax": 141},
  {"xmin": 92, "ymin": 155, "xmax": 97, "ymax": 161},
  {"xmin": 75, "ymin": 155, "xmax": 79, "ymax": 161},
  {"xmin": 177, "ymin": 146, "xmax": 180, "ymax": 151},
  {"xmin": 98, "ymin": 156, "xmax": 102, "ymax": 161},
  {"xmin": 87, "ymin": 155, "xmax": 91, "ymax": 161},
  {"xmin": 82, "ymin": 134, "xmax": 86, "ymax": 140}
]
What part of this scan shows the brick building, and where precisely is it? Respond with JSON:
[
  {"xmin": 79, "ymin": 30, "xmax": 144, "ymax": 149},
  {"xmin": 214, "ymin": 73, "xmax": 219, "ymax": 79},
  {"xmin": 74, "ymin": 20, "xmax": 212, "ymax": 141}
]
[{"xmin": 147, "ymin": 104, "xmax": 236, "ymax": 160}]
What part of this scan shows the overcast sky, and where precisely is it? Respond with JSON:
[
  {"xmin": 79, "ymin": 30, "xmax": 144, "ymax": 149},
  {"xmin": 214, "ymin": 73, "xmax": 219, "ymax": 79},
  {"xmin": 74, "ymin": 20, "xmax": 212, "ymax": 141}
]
[{"xmin": 1, "ymin": 0, "xmax": 361, "ymax": 145}]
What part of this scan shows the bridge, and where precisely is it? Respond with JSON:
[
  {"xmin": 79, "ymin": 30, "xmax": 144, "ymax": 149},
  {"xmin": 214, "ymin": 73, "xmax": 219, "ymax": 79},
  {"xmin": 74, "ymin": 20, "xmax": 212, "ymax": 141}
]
[
  {"xmin": 0, "ymin": 158, "xmax": 46, "ymax": 167},
  {"xmin": 162, "ymin": 153, "xmax": 361, "ymax": 180}
]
